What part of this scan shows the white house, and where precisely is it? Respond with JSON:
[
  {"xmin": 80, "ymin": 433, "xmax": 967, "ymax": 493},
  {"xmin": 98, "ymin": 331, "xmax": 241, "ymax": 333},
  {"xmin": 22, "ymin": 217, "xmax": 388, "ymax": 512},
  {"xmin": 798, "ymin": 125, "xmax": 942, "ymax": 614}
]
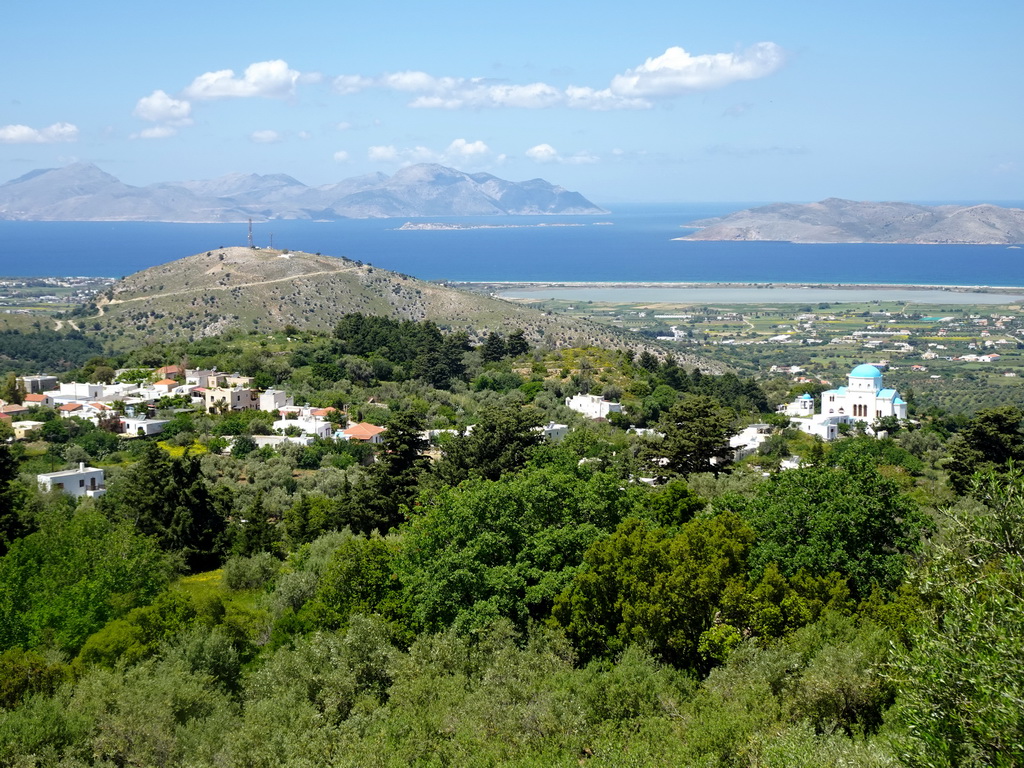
[
  {"xmin": 537, "ymin": 422, "xmax": 569, "ymax": 442},
  {"xmin": 341, "ymin": 422, "xmax": 386, "ymax": 443},
  {"xmin": 122, "ymin": 417, "xmax": 170, "ymax": 437},
  {"xmin": 260, "ymin": 389, "xmax": 294, "ymax": 412},
  {"xmin": 22, "ymin": 393, "xmax": 54, "ymax": 409},
  {"xmin": 565, "ymin": 393, "xmax": 624, "ymax": 420},
  {"xmin": 186, "ymin": 369, "xmax": 227, "ymax": 388},
  {"xmin": 272, "ymin": 415, "xmax": 333, "ymax": 440},
  {"xmin": 251, "ymin": 434, "xmax": 315, "ymax": 449},
  {"xmin": 37, "ymin": 462, "xmax": 105, "ymax": 498},
  {"xmin": 51, "ymin": 382, "xmax": 104, "ymax": 401},
  {"xmin": 730, "ymin": 424, "xmax": 771, "ymax": 459}
]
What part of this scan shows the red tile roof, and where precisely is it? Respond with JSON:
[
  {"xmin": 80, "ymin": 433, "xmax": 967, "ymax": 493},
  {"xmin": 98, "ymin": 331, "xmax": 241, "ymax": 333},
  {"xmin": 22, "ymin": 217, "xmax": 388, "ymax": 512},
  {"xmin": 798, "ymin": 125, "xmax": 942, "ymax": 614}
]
[{"xmin": 342, "ymin": 422, "xmax": 386, "ymax": 441}]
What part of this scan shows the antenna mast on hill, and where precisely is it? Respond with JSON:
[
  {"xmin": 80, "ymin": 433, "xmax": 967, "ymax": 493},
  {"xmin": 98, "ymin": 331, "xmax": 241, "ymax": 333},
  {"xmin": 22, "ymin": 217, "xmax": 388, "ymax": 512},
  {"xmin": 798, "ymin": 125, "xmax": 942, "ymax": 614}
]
[{"xmin": 247, "ymin": 218, "xmax": 254, "ymax": 248}]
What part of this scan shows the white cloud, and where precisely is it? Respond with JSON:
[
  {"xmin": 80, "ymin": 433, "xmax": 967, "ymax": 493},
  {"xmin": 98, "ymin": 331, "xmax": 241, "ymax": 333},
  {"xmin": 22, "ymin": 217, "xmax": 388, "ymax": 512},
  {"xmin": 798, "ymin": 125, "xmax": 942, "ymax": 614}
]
[
  {"xmin": 328, "ymin": 43, "xmax": 783, "ymax": 112},
  {"xmin": 563, "ymin": 86, "xmax": 650, "ymax": 111},
  {"xmin": 333, "ymin": 150, "xmax": 350, "ymax": 162},
  {"xmin": 368, "ymin": 139, "xmax": 493, "ymax": 167},
  {"xmin": 298, "ymin": 131, "xmax": 312, "ymax": 140},
  {"xmin": 133, "ymin": 90, "xmax": 192, "ymax": 124},
  {"xmin": 332, "ymin": 74, "xmax": 374, "ymax": 95},
  {"xmin": 0, "ymin": 122, "xmax": 79, "ymax": 144},
  {"xmin": 610, "ymin": 43, "xmax": 785, "ymax": 97},
  {"xmin": 526, "ymin": 144, "xmax": 559, "ymax": 163},
  {"xmin": 446, "ymin": 138, "xmax": 489, "ymax": 159},
  {"xmin": 335, "ymin": 121, "xmax": 352, "ymax": 131},
  {"xmin": 184, "ymin": 59, "xmax": 301, "ymax": 100},
  {"xmin": 526, "ymin": 143, "xmax": 598, "ymax": 165},
  {"xmin": 132, "ymin": 126, "xmax": 177, "ymax": 140},
  {"xmin": 250, "ymin": 130, "xmax": 283, "ymax": 143},
  {"xmin": 405, "ymin": 80, "xmax": 564, "ymax": 110}
]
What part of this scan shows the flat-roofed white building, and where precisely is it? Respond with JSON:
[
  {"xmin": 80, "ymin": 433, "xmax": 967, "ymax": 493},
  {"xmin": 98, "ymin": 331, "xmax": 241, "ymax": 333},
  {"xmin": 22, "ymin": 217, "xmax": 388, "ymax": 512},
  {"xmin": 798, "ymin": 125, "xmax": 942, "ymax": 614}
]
[
  {"xmin": 260, "ymin": 389, "xmax": 293, "ymax": 412},
  {"xmin": 17, "ymin": 375, "xmax": 58, "ymax": 394},
  {"xmin": 37, "ymin": 462, "xmax": 105, "ymax": 498},
  {"xmin": 565, "ymin": 394, "xmax": 624, "ymax": 420}
]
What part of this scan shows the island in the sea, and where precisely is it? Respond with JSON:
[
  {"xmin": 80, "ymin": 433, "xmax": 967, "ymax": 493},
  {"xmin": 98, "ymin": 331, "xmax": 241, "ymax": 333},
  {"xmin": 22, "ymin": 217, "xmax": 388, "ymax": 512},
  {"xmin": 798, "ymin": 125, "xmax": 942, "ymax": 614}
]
[{"xmin": 679, "ymin": 198, "xmax": 1024, "ymax": 245}]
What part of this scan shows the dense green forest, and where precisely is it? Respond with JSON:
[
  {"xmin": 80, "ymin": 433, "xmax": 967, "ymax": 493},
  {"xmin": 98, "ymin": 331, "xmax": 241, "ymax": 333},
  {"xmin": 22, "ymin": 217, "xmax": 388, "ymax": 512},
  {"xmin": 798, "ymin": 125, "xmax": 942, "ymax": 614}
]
[{"xmin": 1, "ymin": 316, "xmax": 1023, "ymax": 766}]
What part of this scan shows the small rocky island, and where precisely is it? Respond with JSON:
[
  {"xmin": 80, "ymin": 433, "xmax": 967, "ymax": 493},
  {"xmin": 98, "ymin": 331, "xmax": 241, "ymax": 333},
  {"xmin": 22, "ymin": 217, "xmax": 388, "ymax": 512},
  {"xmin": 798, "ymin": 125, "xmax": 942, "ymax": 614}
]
[{"xmin": 679, "ymin": 198, "xmax": 1024, "ymax": 245}]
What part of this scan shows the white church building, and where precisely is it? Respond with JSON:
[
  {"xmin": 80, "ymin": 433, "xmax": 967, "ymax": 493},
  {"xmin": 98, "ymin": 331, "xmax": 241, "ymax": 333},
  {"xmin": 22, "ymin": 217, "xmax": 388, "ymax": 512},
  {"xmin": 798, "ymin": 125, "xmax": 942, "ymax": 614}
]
[{"xmin": 785, "ymin": 364, "xmax": 907, "ymax": 441}]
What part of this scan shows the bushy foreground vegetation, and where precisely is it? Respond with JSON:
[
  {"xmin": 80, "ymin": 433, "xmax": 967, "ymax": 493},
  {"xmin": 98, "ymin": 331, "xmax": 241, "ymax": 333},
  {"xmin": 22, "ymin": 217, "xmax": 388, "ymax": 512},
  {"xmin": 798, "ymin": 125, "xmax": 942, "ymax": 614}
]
[{"xmin": 1, "ymin": 316, "xmax": 1023, "ymax": 766}]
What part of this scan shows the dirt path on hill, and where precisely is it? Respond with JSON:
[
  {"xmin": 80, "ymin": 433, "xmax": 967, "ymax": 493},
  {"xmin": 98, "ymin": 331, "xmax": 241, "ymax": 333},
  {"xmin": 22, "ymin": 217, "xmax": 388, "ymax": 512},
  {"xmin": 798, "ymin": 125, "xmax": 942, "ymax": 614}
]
[{"xmin": 101, "ymin": 266, "xmax": 356, "ymax": 307}]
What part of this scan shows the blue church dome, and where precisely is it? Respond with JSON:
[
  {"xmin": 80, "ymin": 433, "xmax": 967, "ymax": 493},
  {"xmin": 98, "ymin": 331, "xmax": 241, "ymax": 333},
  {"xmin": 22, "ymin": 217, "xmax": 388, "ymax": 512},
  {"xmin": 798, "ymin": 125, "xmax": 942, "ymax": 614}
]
[{"xmin": 850, "ymin": 364, "xmax": 882, "ymax": 378}]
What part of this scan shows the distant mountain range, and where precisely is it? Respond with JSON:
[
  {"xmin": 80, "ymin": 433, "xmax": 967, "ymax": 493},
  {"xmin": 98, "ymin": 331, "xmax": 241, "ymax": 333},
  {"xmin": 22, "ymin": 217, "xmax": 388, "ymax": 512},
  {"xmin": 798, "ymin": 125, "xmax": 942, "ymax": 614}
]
[
  {"xmin": 0, "ymin": 163, "xmax": 607, "ymax": 222},
  {"xmin": 681, "ymin": 198, "xmax": 1024, "ymax": 245}
]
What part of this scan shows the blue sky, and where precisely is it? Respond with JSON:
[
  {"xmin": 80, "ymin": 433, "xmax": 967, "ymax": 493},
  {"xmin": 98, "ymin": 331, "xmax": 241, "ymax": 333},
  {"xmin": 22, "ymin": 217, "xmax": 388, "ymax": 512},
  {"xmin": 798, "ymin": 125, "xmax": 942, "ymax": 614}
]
[{"xmin": 3, "ymin": 0, "xmax": 1021, "ymax": 203}]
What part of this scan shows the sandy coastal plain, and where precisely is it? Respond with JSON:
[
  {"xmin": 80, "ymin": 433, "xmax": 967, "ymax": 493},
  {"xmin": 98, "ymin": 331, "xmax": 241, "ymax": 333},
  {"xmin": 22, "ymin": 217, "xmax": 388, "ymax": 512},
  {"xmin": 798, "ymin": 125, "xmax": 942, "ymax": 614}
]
[{"xmin": 467, "ymin": 281, "xmax": 1024, "ymax": 305}]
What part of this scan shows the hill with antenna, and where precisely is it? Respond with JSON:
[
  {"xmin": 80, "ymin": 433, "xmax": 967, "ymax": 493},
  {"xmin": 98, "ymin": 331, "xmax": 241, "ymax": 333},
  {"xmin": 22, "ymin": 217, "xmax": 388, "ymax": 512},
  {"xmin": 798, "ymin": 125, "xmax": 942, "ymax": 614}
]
[{"xmin": 86, "ymin": 246, "xmax": 716, "ymax": 369}]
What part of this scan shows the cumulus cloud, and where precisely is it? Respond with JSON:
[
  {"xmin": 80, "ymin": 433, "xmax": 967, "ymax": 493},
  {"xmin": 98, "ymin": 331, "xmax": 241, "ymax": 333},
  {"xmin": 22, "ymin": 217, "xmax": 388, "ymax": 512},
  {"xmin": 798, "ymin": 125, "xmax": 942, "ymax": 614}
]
[
  {"xmin": 446, "ymin": 138, "xmax": 489, "ymax": 159},
  {"xmin": 525, "ymin": 144, "xmax": 559, "ymax": 163},
  {"xmin": 368, "ymin": 139, "xmax": 494, "ymax": 166},
  {"xmin": 183, "ymin": 59, "xmax": 301, "ymax": 100},
  {"xmin": 333, "ymin": 150, "xmax": 350, "ymax": 162},
  {"xmin": 133, "ymin": 90, "xmax": 192, "ymax": 124},
  {"xmin": 610, "ymin": 43, "xmax": 785, "ymax": 97},
  {"xmin": 0, "ymin": 122, "xmax": 79, "ymax": 143},
  {"xmin": 525, "ymin": 143, "xmax": 598, "ymax": 165},
  {"xmin": 250, "ymin": 130, "xmax": 283, "ymax": 143}
]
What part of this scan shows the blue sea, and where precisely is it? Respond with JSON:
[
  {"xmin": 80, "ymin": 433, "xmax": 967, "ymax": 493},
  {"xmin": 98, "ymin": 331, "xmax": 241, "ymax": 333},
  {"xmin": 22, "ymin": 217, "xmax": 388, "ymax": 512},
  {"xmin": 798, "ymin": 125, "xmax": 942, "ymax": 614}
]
[{"xmin": 2, "ymin": 204, "xmax": 1022, "ymax": 288}]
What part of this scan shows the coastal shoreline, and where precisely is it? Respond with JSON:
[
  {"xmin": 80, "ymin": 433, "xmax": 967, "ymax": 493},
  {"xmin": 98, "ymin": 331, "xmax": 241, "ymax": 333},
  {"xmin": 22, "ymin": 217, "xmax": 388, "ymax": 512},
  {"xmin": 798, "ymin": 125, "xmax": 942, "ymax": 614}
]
[{"xmin": 457, "ymin": 280, "xmax": 1024, "ymax": 294}]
